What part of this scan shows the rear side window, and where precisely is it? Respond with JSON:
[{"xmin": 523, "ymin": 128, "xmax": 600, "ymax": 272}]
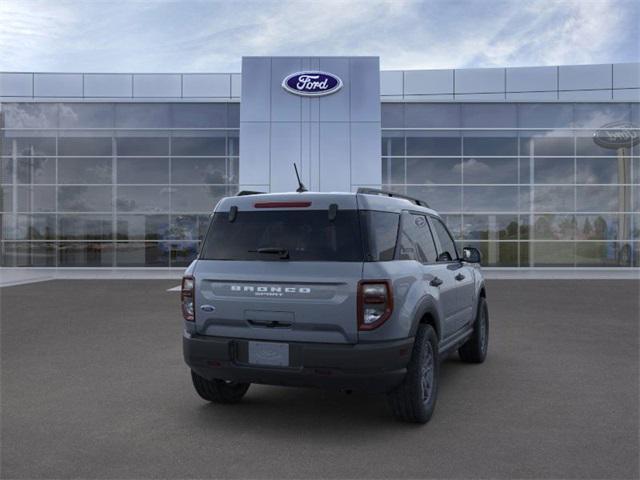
[
  {"xmin": 360, "ymin": 211, "xmax": 400, "ymax": 261},
  {"xmin": 398, "ymin": 213, "xmax": 438, "ymax": 263},
  {"xmin": 431, "ymin": 217, "xmax": 458, "ymax": 261},
  {"xmin": 201, "ymin": 210, "xmax": 363, "ymax": 261}
]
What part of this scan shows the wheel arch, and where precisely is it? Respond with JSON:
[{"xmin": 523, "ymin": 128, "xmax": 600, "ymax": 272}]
[{"xmin": 410, "ymin": 297, "xmax": 442, "ymax": 341}]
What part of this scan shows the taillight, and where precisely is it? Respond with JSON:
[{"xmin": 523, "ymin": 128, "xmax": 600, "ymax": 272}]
[
  {"xmin": 358, "ymin": 280, "xmax": 393, "ymax": 330},
  {"xmin": 181, "ymin": 276, "xmax": 195, "ymax": 321}
]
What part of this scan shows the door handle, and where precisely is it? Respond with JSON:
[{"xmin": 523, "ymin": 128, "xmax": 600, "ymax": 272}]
[
  {"xmin": 430, "ymin": 277, "xmax": 443, "ymax": 287},
  {"xmin": 455, "ymin": 273, "xmax": 465, "ymax": 281}
]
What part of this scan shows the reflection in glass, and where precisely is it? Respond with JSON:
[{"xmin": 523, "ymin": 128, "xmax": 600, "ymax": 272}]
[
  {"xmin": 462, "ymin": 158, "xmax": 518, "ymax": 184},
  {"xmin": 2, "ymin": 104, "xmax": 59, "ymax": 129},
  {"xmin": 58, "ymin": 186, "xmax": 111, "ymax": 212},
  {"xmin": 534, "ymin": 158, "xmax": 574, "ymax": 184},
  {"xmin": 533, "ymin": 186, "xmax": 574, "ymax": 212},
  {"xmin": 462, "ymin": 215, "xmax": 518, "ymax": 240},
  {"xmin": 169, "ymin": 215, "xmax": 211, "ymax": 241},
  {"xmin": 1, "ymin": 242, "xmax": 56, "ymax": 266},
  {"xmin": 463, "ymin": 186, "xmax": 519, "ymax": 212},
  {"xmin": 406, "ymin": 135, "xmax": 461, "ymax": 156},
  {"xmin": 58, "ymin": 158, "xmax": 112, "ymax": 184},
  {"xmin": 116, "ymin": 215, "xmax": 169, "ymax": 240},
  {"xmin": 407, "ymin": 158, "xmax": 461, "ymax": 184},
  {"xmin": 58, "ymin": 214, "xmax": 112, "ymax": 240},
  {"xmin": 171, "ymin": 136, "xmax": 226, "ymax": 156},
  {"xmin": 381, "ymin": 135, "xmax": 404, "ymax": 156},
  {"xmin": 463, "ymin": 241, "xmax": 518, "ymax": 267},
  {"xmin": 116, "ymin": 242, "xmax": 169, "ymax": 267},
  {"xmin": 114, "ymin": 104, "xmax": 171, "ymax": 128},
  {"xmin": 169, "ymin": 241, "xmax": 199, "ymax": 267},
  {"xmin": 463, "ymin": 137, "xmax": 517, "ymax": 156},
  {"xmin": 576, "ymin": 186, "xmax": 626, "ymax": 212},
  {"xmin": 58, "ymin": 242, "xmax": 114, "ymax": 267},
  {"xmin": 116, "ymin": 137, "xmax": 168, "ymax": 156},
  {"xmin": 1, "ymin": 137, "xmax": 56, "ymax": 156},
  {"xmin": 461, "ymin": 104, "xmax": 517, "ymax": 128},
  {"xmin": 520, "ymin": 136, "xmax": 574, "ymax": 156},
  {"xmin": 575, "ymin": 242, "xmax": 632, "ymax": 267},
  {"xmin": 59, "ymin": 104, "xmax": 114, "ymax": 128},
  {"xmin": 2, "ymin": 214, "xmax": 56, "ymax": 240},
  {"xmin": 576, "ymin": 158, "xmax": 629, "ymax": 184},
  {"xmin": 171, "ymin": 104, "xmax": 228, "ymax": 128},
  {"xmin": 58, "ymin": 137, "xmax": 112, "ymax": 156},
  {"xmin": 117, "ymin": 158, "xmax": 169, "ymax": 184},
  {"xmin": 575, "ymin": 214, "xmax": 631, "ymax": 241},
  {"xmin": 17, "ymin": 186, "xmax": 56, "ymax": 212},
  {"xmin": 404, "ymin": 104, "xmax": 461, "ymax": 128},
  {"xmin": 17, "ymin": 157, "xmax": 56, "ymax": 184},
  {"xmin": 533, "ymin": 214, "xmax": 576, "ymax": 240},
  {"xmin": 404, "ymin": 186, "xmax": 462, "ymax": 212},
  {"xmin": 531, "ymin": 242, "xmax": 575, "ymax": 266},
  {"xmin": 171, "ymin": 186, "xmax": 229, "ymax": 212},
  {"xmin": 116, "ymin": 186, "xmax": 170, "ymax": 213},
  {"xmin": 382, "ymin": 158, "xmax": 404, "ymax": 184},
  {"xmin": 171, "ymin": 158, "xmax": 228, "ymax": 184}
]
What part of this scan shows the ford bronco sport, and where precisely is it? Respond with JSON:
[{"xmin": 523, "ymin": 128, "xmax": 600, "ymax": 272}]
[{"xmin": 182, "ymin": 188, "xmax": 488, "ymax": 423}]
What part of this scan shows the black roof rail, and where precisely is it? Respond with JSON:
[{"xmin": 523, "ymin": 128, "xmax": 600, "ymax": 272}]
[
  {"xmin": 236, "ymin": 190, "xmax": 266, "ymax": 196},
  {"xmin": 356, "ymin": 188, "xmax": 430, "ymax": 208}
]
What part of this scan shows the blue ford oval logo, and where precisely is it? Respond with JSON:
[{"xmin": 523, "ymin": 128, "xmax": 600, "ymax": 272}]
[{"xmin": 282, "ymin": 71, "xmax": 343, "ymax": 97}]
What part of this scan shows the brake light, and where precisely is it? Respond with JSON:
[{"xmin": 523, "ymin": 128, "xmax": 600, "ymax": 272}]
[
  {"xmin": 254, "ymin": 202, "xmax": 311, "ymax": 208},
  {"xmin": 358, "ymin": 280, "xmax": 393, "ymax": 330},
  {"xmin": 181, "ymin": 275, "xmax": 195, "ymax": 321}
]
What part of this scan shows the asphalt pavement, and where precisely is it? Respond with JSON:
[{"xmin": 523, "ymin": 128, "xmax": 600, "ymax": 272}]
[{"xmin": 1, "ymin": 279, "xmax": 638, "ymax": 479}]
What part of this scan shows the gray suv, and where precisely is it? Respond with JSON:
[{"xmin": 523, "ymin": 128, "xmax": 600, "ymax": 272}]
[{"xmin": 182, "ymin": 188, "xmax": 488, "ymax": 423}]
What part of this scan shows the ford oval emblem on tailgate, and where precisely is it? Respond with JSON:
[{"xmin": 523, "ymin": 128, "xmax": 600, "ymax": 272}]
[{"xmin": 282, "ymin": 71, "xmax": 343, "ymax": 97}]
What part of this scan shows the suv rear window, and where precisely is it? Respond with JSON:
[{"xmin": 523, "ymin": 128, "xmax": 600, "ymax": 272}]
[{"xmin": 201, "ymin": 210, "xmax": 364, "ymax": 261}]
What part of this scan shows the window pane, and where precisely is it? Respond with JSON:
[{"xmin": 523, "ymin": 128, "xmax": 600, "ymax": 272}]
[
  {"xmin": 1, "ymin": 136, "xmax": 56, "ymax": 156},
  {"xmin": 463, "ymin": 137, "xmax": 518, "ymax": 156},
  {"xmin": 114, "ymin": 104, "xmax": 171, "ymax": 128},
  {"xmin": 406, "ymin": 134, "xmax": 461, "ymax": 156},
  {"xmin": 2, "ymin": 214, "xmax": 56, "ymax": 240},
  {"xmin": 533, "ymin": 186, "xmax": 575, "ymax": 212},
  {"xmin": 171, "ymin": 136, "xmax": 226, "ymax": 156},
  {"xmin": 171, "ymin": 158, "xmax": 228, "ymax": 184},
  {"xmin": 58, "ymin": 186, "xmax": 111, "ymax": 212},
  {"xmin": 58, "ymin": 214, "xmax": 112, "ymax": 240},
  {"xmin": 463, "ymin": 186, "xmax": 519, "ymax": 212},
  {"xmin": 406, "ymin": 158, "xmax": 461, "ymax": 184},
  {"xmin": 381, "ymin": 104, "xmax": 404, "ymax": 128},
  {"xmin": 59, "ymin": 104, "xmax": 114, "ymax": 128},
  {"xmin": 360, "ymin": 211, "xmax": 400, "ymax": 261},
  {"xmin": 462, "ymin": 215, "xmax": 518, "ymax": 240},
  {"xmin": 17, "ymin": 157, "xmax": 56, "ymax": 184},
  {"xmin": 58, "ymin": 137, "xmax": 112, "ymax": 156},
  {"xmin": 116, "ymin": 136, "xmax": 168, "ymax": 156},
  {"xmin": 382, "ymin": 158, "xmax": 405, "ymax": 184},
  {"xmin": 171, "ymin": 186, "xmax": 228, "ymax": 212},
  {"xmin": 441, "ymin": 214, "xmax": 462, "ymax": 239},
  {"xmin": 520, "ymin": 135, "xmax": 574, "ymax": 156},
  {"xmin": 576, "ymin": 185, "xmax": 628, "ymax": 212},
  {"xmin": 405, "ymin": 186, "xmax": 462, "ymax": 212},
  {"xmin": 531, "ymin": 242, "xmax": 575, "ymax": 266},
  {"xmin": 576, "ymin": 158, "xmax": 629, "ymax": 184},
  {"xmin": 462, "ymin": 158, "xmax": 518, "ymax": 184},
  {"xmin": 573, "ymin": 104, "xmax": 630, "ymax": 128},
  {"xmin": 430, "ymin": 217, "xmax": 458, "ymax": 260},
  {"xmin": 405, "ymin": 104, "xmax": 461, "ymax": 128},
  {"xmin": 2, "ymin": 104, "xmax": 58, "ymax": 128},
  {"xmin": 1, "ymin": 186, "xmax": 12, "ymax": 211},
  {"xmin": 534, "ymin": 158, "xmax": 574, "ymax": 184},
  {"xmin": 117, "ymin": 214, "xmax": 169, "ymax": 240},
  {"xmin": 517, "ymin": 104, "xmax": 573, "ymax": 129},
  {"xmin": 575, "ymin": 242, "xmax": 632, "ymax": 267},
  {"xmin": 169, "ymin": 214, "xmax": 211, "ymax": 241},
  {"xmin": 1, "ymin": 242, "xmax": 56, "ymax": 267},
  {"xmin": 17, "ymin": 186, "xmax": 56, "ymax": 212},
  {"xmin": 462, "ymin": 104, "xmax": 517, "ymax": 128},
  {"xmin": 171, "ymin": 104, "xmax": 227, "ymax": 128},
  {"xmin": 116, "ymin": 157, "xmax": 169, "ymax": 184},
  {"xmin": 116, "ymin": 186, "xmax": 170, "ymax": 213},
  {"xmin": 0, "ymin": 158, "xmax": 12, "ymax": 184},
  {"xmin": 463, "ymin": 241, "xmax": 518, "ymax": 267},
  {"xmin": 381, "ymin": 134, "xmax": 404, "ymax": 156},
  {"xmin": 576, "ymin": 136, "xmax": 623, "ymax": 157},
  {"xmin": 169, "ymin": 241, "xmax": 199, "ymax": 267},
  {"xmin": 576, "ymin": 214, "xmax": 632, "ymax": 241},
  {"xmin": 58, "ymin": 158, "xmax": 112, "ymax": 184},
  {"xmin": 115, "ymin": 242, "xmax": 169, "ymax": 267},
  {"xmin": 58, "ymin": 242, "xmax": 114, "ymax": 267},
  {"xmin": 397, "ymin": 214, "xmax": 437, "ymax": 262},
  {"xmin": 533, "ymin": 214, "xmax": 576, "ymax": 240}
]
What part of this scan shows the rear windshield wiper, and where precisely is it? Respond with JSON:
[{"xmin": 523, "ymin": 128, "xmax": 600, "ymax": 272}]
[{"xmin": 249, "ymin": 247, "xmax": 290, "ymax": 259}]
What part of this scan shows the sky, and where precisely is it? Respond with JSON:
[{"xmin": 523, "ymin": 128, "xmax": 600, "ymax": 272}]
[{"xmin": 0, "ymin": 0, "xmax": 638, "ymax": 73}]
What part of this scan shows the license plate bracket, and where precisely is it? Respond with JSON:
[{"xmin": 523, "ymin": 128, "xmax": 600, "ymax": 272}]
[{"xmin": 248, "ymin": 341, "xmax": 290, "ymax": 367}]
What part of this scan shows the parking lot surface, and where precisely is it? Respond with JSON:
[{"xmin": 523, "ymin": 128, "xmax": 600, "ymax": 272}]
[{"xmin": 1, "ymin": 279, "xmax": 638, "ymax": 479}]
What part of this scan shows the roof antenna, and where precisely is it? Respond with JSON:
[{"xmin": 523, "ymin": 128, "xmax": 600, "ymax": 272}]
[{"xmin": 293, "ymin": 163, "xmax": 308, "ymax": 193}]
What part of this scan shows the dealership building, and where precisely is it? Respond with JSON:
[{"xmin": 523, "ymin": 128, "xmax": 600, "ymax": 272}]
[{"xmin": 0, "ymin": 57, "xmax": 638, "ymax": 270}]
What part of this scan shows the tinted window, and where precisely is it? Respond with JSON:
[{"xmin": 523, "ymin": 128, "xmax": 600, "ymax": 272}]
[
  {"xmin": 201, "ymin": 210, "xmax": 363, "ymax": 262},
  {"xmin": 360, "ymin": 210, "xmax": 399, "ymax": 261},
  {"xmin": 431, "ymin": 218, "xmax": 458, "ymax": 261},
  {"xmin": 398, "ymin": 213, "xmax": 437, "ymax": 262}
]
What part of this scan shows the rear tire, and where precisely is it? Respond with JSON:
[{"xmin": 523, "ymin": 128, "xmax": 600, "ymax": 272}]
[
  {"xmin": 458, "ymin": 296, "xmax": 489, "ymax": 363},
  {"xmin": 387, "ymin": 324, "xmax": 439, "ymax": 424},
  {"xmin": 191, "ymin": 371, "xmax": 250, "ymax": 404}
]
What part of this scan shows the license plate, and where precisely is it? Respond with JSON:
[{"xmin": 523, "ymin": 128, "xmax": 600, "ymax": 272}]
[{"xmin": 248, "ymin": 341, "xmax": 289, "ymax": 367}]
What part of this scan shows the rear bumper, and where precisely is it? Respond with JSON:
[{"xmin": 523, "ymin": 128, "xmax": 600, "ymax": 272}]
[{"xmin": 183, "ymin": 333, "xmax": 414, "ymax": 393}]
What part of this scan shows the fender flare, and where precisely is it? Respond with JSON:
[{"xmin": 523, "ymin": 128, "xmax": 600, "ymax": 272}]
[{"xmin": 409, "ymin": 295, "xmax": 443, "ymax": 340}]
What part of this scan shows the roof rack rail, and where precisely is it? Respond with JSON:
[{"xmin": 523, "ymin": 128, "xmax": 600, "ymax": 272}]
[
  {"xmin": 356, "ymin": 187, "xmax": 430, "ymax": 208},
  {"xmin": 236, "ymin": 190, "xmax": 266, "ymax": 196}
]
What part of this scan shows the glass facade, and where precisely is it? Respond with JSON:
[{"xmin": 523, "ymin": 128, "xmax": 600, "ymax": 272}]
[
  {"xmin": 1, "ymin": 100, "xmax": 638, "ymax": 268},
  {"xmin": 382, "ymin": 103, "xmax": 639, "ymax": 267},
  {"xmin": 0, "ymin": 103, "xmax": 239, "ymax": 267}
]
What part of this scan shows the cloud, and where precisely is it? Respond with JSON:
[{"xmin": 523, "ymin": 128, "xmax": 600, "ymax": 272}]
[{"xmin": 0, "ymin": 0, "xmax": 637, "ymax": 72}]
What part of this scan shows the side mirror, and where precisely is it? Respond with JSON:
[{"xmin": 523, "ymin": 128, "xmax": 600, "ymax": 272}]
[{"xmin": 462, "ymin": 247, "xmax": 482, "ymax": 264}]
